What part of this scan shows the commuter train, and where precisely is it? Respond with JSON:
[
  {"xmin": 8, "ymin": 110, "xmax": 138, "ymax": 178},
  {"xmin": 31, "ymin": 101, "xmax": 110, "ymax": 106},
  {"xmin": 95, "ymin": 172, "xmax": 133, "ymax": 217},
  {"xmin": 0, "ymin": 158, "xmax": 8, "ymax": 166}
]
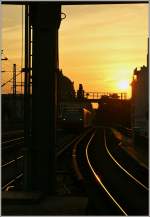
[{"xmin": 58, "ymin": 103, "xmax": 93, "ymax": 129}]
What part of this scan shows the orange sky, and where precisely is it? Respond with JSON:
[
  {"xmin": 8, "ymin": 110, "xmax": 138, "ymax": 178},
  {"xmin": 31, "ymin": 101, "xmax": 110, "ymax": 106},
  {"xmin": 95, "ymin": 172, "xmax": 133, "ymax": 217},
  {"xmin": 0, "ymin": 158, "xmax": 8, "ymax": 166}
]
[{"xmin": 1, "ymin": 3, "xmax": 149, "ymax": 98}]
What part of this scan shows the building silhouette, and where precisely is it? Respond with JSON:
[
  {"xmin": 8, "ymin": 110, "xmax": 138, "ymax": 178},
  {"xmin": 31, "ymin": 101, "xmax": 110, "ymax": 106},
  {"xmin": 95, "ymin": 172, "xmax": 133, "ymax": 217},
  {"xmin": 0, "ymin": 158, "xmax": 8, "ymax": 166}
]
[
  {"xmin": 57, "ymin": 69, "xmax": 76, "ymax": 103},
  {"xmin": 131, "ymin": 39, "xmax": 149, "ymax": 137}
]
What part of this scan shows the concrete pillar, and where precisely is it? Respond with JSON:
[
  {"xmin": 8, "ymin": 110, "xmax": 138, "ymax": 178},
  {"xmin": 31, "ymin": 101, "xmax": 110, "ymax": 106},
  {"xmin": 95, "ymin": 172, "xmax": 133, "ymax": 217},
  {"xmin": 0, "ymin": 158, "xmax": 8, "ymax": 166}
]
[{"xmin": 29, "ymin": 3, "xmax": 61, "ymax": 193}]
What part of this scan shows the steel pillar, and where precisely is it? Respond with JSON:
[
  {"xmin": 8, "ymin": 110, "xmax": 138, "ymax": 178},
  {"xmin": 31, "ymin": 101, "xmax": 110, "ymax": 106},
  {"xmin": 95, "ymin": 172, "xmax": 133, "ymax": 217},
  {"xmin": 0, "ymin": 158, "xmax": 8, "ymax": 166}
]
[
  {"xmin": 29, "ymin": 3, "xmax": 61, "ymax": 193},
  {"xmin": 23, "ymin": 4, "xmax": 32, "ymax": 191},
  {"xmin": 13, "ymin": 64, "xmax": 16, "ymax": 95}
]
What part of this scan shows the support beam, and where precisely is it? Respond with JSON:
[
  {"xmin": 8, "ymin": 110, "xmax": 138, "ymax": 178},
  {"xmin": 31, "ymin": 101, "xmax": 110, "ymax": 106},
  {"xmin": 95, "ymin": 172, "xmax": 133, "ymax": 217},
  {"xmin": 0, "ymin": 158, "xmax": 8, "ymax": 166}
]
[
  {"xmin": 13, "ymin": 64, "xmax": 16, "ymax": 95},
  {"xmin": 23, "ymin": 4, "xmax": 32, "ymax": 191},
  {"xmin": 29, "ymin": 3, "xmax": 61, "ymax": 194},
  {"xmin": 1, "ymin": 1, "xmax": 149, "ymax": 5}
]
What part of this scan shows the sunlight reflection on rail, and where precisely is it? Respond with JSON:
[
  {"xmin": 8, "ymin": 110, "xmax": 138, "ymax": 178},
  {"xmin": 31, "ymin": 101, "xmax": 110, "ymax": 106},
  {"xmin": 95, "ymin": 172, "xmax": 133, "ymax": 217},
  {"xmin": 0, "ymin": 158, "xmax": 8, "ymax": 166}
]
[
  {"xmin": 85, "ymin": 132, "xmax": 127, "ymax": 216},
  {"xmin": 104, "ymin": 130, "xmax": 148, "ymax": 191}
]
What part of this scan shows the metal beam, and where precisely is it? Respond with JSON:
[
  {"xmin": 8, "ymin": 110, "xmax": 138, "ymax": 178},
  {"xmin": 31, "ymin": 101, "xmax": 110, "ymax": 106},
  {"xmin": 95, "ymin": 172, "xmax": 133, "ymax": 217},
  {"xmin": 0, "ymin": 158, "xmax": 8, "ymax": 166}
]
[
  {"xmin": 61, "ymin": 1, "xmax": 148, "ymax": 4},
  {"xmin": 13, "ymin": 64, "xmax": 16, "ymax": 95},
  {"xmin": 23, "ymin": 4, "xmax": 32, "ymax": 191},
  {"xmin": 1, "ymin": 1, "xmax": 148, "ymax": 4}
]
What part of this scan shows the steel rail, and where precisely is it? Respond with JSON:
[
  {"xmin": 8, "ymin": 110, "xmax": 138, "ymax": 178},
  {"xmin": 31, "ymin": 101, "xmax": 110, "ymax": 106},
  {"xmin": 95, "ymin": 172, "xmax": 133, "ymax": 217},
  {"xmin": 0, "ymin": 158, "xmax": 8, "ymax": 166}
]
[
  {"xmin": 72, "ymin": 129, "xmax": 95, "ymax": 181},
  {"xmin": 2, "ymin": 134, "xmax": 75, "ymax": 190},
  {"xmin": 2, "ymin": 173, "xmax": 23, "ymax": 191},
  {"xmin": 2, "ymin": 130, "xmax": 92, "ymax": 190},
  {"xmin": 56, "ymin": 135, "xmax": 81, "ymax": 157},
  {"xmin": 104, "ymin": 130, "xmax": 148, "ymax": 191},
  {"xmin": 57, "ymin": 128, "xmax": 94, "ymax": 157},
  {"xmin": 2, "ymin": 137, "xmax": 24, "ymax": 146},
  {"xmin": 85, "ymin": 132, "xmax": 127, "ymax": 216},
  {"xmin": 2, "ymin": 155, "xmax": 24, "ymax": 168},
  {"xmin": 2, "ymin": 137, "xmax": 24, "ymax": 153},
  {"xmin": 2, "ymin": 155, "xmax": 24, "ymax": 190},
  {"xmin": 2, "ymin": 130, "xmax": 24, "ymax": 136}
]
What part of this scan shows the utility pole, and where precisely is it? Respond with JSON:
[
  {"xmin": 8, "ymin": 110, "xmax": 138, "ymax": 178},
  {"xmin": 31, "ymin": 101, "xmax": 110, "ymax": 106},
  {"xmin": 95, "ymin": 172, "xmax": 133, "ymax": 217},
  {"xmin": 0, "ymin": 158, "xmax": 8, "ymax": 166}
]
[{"xmin": 13, "ymin": 64, "xmax": 16, "ymax": 95}]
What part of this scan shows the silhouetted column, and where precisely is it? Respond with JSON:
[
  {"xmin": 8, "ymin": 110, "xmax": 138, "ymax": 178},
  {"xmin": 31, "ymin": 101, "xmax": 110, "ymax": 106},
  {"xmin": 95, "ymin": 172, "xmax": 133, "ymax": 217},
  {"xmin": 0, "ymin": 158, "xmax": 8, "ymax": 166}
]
[
  {"xmin": 24, "ymin": 4, "xmax": 32, "ymax": 191},
  {"xmin": 13, "ymin": 64, "xmax": 16, "ymax": 95},
  {"xmin": 30, "ymin": 3, "xmax": 61, "ymax": 193}
]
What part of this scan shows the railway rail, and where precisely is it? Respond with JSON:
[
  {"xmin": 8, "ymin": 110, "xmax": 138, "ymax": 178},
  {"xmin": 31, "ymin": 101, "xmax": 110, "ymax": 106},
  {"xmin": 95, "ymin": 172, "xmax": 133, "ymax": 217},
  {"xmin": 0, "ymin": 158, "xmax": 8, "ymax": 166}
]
[
  {"xmin": 2, "ymin": 129, "xmax": 93, "ymax": 191},
  {"xmin": 2, "ymin": 127, "xmax": 148, "ymax": 215},
  {"xmin": 2, "ymin": 130, "xmax": 24, "ymax": 143},
  {"xmin": 2, "ymin": 137, "xmax": 24, "ymax": 151},
  {"xmin": 72, "ymin": 127, "xmax": 148, "ymax": 215},
  {"xmin": 2, "ymin": 155, "xmax": 24, "ymax": 191},
  {"xmin": 106, "ymin": 128, "xmax": 148, "ymax": 188}
]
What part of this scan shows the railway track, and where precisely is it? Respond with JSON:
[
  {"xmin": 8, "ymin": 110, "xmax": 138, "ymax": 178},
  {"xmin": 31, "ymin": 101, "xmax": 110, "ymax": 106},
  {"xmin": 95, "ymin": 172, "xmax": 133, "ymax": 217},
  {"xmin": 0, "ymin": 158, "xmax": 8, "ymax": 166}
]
[
  {"xmin": 2, "ymin": 129, "xmax": 93, "ymax": 191},
  {"xmin": 106, "ymin": 128, "xmax": 148, "ymax": 188},
  {"xmin": 2, "ymin": 137, "xmax": 24, "ymax": 151},
  {"xmin": 72, "ymin": 127, "xmax": 148, "ymax": 215},
  {"xmin": 2, "ymin": 134, "xmax": 25, "ymax": 191},
  {"xmin": 114, "ymin": 125, "xmax": 132, "ymax": 137},
  {"xmin": 2, "ymin": 130, "xmax": 24, "ymax": 143},
  {"xmin": 2, "ymin": 127, "xmax": 148, "ymax": 215},
  {"xmin": 56, "ymin": 127, "xmax": 95, "ymax": 196},
  {"xmin": 2, "ymin": 154, "xmax": 24, "ymax": 191}
]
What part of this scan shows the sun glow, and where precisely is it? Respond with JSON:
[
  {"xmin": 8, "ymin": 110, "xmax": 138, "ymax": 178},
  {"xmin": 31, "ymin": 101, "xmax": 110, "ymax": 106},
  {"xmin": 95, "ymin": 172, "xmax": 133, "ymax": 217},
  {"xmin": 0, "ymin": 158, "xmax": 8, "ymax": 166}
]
[
  {"xmin": 2, "ymin": 4, "xmax": 148, "ymax": 97},
  {"xmin": 118, "ymin": 80, "xmax": 129, "ymax": 91}
]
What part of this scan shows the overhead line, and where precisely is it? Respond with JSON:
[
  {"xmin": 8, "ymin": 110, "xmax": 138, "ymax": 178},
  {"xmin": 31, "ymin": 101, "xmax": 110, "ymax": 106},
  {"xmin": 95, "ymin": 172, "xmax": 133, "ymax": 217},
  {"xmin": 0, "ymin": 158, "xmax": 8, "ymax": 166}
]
[{"xmin": 1, "ymin": 71, "xmax": 22, "ymax": 87}]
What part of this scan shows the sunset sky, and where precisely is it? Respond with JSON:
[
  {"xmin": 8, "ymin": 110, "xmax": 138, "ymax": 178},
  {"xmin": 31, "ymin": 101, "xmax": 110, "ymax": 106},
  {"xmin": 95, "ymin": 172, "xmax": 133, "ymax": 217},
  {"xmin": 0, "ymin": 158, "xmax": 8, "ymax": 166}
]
[{"xmin": 1, "ymin": 3, "xmax": 148, "ymax": 98}]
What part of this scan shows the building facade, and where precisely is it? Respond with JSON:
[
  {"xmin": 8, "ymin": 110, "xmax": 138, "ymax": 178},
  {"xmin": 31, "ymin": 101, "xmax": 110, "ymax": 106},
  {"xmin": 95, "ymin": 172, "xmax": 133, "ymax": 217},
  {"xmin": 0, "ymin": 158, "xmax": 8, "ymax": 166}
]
[{"xmin": 131, "ymin": 40, "xmax": 149, "ymax": 137}]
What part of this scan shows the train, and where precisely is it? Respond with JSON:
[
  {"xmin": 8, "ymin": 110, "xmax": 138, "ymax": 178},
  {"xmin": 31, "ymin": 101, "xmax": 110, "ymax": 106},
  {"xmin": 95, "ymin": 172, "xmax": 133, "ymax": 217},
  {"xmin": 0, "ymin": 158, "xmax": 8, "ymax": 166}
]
[{"xmin": 58, "ymin": 103, "xmax": 93, "ymax": 130}]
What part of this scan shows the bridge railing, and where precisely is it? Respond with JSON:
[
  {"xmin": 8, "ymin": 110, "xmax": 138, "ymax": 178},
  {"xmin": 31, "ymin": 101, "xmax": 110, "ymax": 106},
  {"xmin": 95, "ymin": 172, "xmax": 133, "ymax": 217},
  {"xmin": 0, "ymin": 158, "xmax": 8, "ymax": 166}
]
[{"xmin": 75, "ymin": 92, "xmax": 127, "ymax": 100}]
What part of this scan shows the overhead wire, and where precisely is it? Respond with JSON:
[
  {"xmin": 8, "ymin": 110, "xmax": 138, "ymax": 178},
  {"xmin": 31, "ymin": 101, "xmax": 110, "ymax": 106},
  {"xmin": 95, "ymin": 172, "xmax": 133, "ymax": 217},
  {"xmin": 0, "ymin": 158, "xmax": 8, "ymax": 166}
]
[
  {"xmin": 2, "ymin": 6, "xmax": 24, "ymax": 92},
  {"xmin": 1, "ymin": 71, "xmax": 22, "ymax": 87},
  {"xmin": 2, "ymin": 9, "xmax": 65, "ymax": 91}
]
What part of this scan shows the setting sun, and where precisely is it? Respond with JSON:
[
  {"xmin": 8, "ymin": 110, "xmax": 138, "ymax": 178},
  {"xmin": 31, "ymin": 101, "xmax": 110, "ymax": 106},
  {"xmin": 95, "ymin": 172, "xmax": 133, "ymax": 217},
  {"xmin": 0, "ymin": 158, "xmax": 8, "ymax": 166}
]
[
  {"xmin": 1, "ymin": 4, "xmax": 148, "ymax": 100},
  {"xmin": 118, "ymin": 80, "xmax": 129, "ymax": 90}
]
